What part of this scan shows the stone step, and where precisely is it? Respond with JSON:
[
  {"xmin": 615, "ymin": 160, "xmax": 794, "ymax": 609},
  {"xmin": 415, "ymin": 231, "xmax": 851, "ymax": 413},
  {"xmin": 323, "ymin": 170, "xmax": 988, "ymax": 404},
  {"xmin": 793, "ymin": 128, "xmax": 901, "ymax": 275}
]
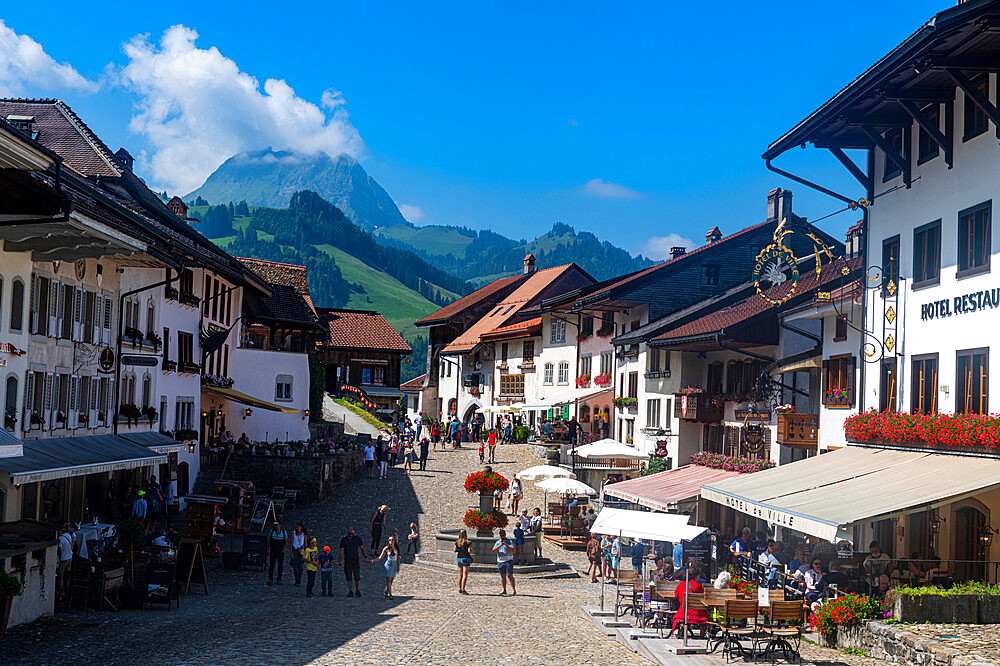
[
  {"xmin": 589, "ymin": 614, "xmax": 631, "ymax": 635},
  {"xmin": 636, "ymin": 637, "xmax": 711, "ymax": 665},
  {"xmin": 615, "ymin": 627, "xmax": 660, "ymax": 652}
]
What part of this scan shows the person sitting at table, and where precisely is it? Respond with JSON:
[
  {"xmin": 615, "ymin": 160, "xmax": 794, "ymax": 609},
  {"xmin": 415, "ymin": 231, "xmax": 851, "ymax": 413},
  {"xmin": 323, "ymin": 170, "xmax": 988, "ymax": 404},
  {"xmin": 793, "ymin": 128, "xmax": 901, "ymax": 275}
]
[
  {"xmin": 672, "ymin": 563, "xmax": 708, "ymax": 636},
  {"xmin": 238, "ymin": 433, "xmax": 250, "ymax": 447},
  {"xmin": 824, "ymin": 560, "xmax": 851, "ymax": 596},
  {"xmin": 804, "ymin": 558, "xmax": 825, "ymax": 604},
  {"xmin": 729, "ymin": 527, "xmax": 752, "ymax": 557},
  {"xmin": 873, "ymin": 573, "xmax": 891, "ymax": 600},
  {"xmin": 863, "ymin": 541, "xmax": 892, "ymax": 595},
  {"xmin": 649, "ymin": 557, "xmax": 674, "ymax": 583},
  {"xmin": 789, "ymin": 546, "xmax": 806, "ymax": 575}
]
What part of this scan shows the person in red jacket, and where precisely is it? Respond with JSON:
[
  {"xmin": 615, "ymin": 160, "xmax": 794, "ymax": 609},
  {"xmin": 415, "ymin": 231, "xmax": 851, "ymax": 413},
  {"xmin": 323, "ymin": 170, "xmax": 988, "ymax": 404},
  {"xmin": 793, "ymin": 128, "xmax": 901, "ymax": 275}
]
[{"xmin": 672, "ymin": 564, "xmax": 708, "ymax": 636}]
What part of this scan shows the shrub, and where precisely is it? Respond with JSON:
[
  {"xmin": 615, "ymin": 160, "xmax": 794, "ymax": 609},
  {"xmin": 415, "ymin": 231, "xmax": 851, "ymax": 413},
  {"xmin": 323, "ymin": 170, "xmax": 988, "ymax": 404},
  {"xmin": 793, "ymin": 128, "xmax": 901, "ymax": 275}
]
[
  {"xmin": 0, "ymin": 570, "xmax": 22, "ymax": 597},
  {"xmin": 809, "ymin": 593, "xmax": 880, "ymax": 635}
]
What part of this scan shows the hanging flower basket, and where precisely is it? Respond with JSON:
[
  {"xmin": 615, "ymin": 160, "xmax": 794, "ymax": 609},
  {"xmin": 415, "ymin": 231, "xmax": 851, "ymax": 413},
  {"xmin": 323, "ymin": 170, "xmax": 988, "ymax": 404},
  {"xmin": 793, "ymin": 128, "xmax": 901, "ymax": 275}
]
[
  {"xmin": 464, "ymin": 509, "xmax": 508, "ymax": 531},
  {"xmin": 464, "ymin": 470, "xmax": 509, "ymax": 494}
]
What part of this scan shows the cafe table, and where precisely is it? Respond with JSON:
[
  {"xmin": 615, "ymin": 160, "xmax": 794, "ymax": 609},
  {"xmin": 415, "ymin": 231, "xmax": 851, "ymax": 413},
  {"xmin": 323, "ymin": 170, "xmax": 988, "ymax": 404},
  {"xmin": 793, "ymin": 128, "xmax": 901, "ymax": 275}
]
[{"xmin": 75, "ymin": 523, "xmax": 116, "ymax": 559}]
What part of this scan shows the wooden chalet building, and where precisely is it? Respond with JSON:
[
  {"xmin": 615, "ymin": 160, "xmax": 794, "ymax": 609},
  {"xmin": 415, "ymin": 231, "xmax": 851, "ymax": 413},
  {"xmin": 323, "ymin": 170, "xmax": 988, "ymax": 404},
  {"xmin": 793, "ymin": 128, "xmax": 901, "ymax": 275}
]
[{"xmin": 316, "ymin": 309, "xmax": 411, "ymax": 421}]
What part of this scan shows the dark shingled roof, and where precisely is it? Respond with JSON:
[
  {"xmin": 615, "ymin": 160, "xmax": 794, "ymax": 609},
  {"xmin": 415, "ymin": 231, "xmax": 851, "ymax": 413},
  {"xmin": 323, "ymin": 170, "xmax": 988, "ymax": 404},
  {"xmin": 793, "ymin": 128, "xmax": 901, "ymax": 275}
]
[
  {"xmin": 319, "ymin": 308, "xmax": 412, "ymax": 353},
  {"xmin": 238, "ymin": 257, "xmax": 310, "ymax": 294},
  {"xmin": 245, "ymin": 283, "xmax": 321, "ymax": 329},
  {"xmin": 415, "ymin": 273, "xmax": 530, "ymax": 326}
]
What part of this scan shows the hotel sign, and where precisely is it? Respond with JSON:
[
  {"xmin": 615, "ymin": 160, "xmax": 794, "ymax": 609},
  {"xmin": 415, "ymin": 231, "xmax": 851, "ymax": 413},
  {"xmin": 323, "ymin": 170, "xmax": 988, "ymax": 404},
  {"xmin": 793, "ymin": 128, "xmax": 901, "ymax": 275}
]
[
  {"xmin": 700, "ymin": 486, "xmax": 840, "ymax": 542},
  {"xmin": 921, "ymin": 288, "xmax": 1000, "ymax": 321}
]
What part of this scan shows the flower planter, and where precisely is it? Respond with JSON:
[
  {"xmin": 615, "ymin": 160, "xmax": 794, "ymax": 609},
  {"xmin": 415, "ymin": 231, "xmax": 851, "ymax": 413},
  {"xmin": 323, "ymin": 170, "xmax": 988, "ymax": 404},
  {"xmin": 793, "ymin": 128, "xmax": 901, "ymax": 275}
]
[
  {"xmin": 776, "ymin": 413, "xmax": 818, "ymax": 448},
  {"xmin": 893, "ymin": 593, "xmax": 979, "ymax": 624}
]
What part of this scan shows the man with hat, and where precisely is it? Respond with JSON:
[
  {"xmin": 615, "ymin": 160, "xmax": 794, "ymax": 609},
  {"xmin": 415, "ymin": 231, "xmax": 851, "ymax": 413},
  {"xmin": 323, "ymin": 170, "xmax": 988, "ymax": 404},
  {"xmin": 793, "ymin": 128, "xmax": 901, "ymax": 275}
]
[{"xmin": 132, "ymin": 490, "xmax": 148, "ymax": 521}]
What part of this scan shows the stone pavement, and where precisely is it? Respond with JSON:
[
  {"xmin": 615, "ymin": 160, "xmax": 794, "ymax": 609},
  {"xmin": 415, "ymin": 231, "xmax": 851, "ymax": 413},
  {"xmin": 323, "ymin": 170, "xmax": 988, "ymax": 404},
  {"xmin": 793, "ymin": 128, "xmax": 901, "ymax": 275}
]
[{"xmin": 2, "ymin": 442, "xmax": 891, "ymax": 665}]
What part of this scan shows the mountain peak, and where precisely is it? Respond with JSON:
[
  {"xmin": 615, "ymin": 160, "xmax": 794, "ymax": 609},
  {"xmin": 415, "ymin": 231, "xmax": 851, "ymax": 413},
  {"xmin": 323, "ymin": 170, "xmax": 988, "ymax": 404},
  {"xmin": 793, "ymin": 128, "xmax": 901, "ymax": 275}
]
[{"xmin": 186, "ymin": 149, "xmax": 405, "ymax": 231}]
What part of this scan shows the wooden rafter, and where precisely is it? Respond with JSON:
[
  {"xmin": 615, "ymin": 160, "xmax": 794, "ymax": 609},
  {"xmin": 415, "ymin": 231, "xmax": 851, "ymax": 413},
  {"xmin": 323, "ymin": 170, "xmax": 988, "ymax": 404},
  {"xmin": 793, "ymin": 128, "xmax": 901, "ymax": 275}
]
[{"xmin": 898, "ymin": 99, "xmax": 953, "ymax": 168}]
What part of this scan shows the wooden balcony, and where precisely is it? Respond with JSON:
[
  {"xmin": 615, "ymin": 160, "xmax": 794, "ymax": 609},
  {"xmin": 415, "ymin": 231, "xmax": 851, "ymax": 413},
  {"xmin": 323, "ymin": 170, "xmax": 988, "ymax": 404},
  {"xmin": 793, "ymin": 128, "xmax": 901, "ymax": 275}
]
[
  {"xmin": 673, "ymin": 393, "xmax": 723, "ymax": 423},
  {"xmin": 776, "ymin": 413, "xmax": 818, "ymax": 448}
]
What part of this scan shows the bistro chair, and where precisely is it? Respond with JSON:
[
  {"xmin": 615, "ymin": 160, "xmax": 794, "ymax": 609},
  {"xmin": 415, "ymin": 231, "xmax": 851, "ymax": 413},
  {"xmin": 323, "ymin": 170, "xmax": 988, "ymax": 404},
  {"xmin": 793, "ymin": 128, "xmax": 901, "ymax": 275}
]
[
  {"xmin": 271, "ymin": 486, "xmax": 286, "ymax": 499},
  {"xmin": 284, "ymin": 489, "xmax": 299, "ymax": 512},
  {"xmin": 667, "ymin": 592, "xmax": 708, "ymax": 641},
  {"xmin": 760, "ymin": 600, "xmax": 804, "ymax": 663},
  {"xmin": 721, "ymin": 599, "xmax": 761, "ymax": 663}
]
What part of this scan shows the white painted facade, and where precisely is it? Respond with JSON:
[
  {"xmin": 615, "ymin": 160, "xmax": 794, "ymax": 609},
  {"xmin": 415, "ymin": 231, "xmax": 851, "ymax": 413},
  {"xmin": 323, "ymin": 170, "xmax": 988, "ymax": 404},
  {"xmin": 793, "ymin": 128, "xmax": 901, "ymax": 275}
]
[
  {"xmin": 866, "ymin": 78, "xmax": 1000, "ymax": 417},
  {"xmin": 0, "ymin": 244, "xmax": 32, "ymax": 440},
  {"xmin": 228, "ymin": 347, "xmax": 310, "ymax": 442}
]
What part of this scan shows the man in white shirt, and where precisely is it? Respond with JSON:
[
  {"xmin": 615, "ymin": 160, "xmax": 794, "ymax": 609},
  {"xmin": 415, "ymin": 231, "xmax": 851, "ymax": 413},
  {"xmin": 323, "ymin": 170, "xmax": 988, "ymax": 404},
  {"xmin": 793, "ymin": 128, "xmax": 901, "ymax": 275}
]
[
  {"xmin": 57, "ymin": 525, "xmax": 74, "ymax": 601},
  {"xmin": 492, "ymin": 529, "xmax": 516, "ymax": 596}
]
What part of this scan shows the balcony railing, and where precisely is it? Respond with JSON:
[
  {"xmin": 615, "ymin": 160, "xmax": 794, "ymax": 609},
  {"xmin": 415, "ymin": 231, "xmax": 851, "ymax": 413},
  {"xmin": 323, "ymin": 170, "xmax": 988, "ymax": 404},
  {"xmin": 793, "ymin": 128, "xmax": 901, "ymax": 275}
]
[
  {"xmin": 776, "ymin": 413, "xmax": 818, "ymax": 448},
  {"xmin": 571, "ymin": 457, "xmax": 644, "ymax": 471},
  {"xmin": 674, "ymin": 392, "xmax": 723, "ymax": 423}
]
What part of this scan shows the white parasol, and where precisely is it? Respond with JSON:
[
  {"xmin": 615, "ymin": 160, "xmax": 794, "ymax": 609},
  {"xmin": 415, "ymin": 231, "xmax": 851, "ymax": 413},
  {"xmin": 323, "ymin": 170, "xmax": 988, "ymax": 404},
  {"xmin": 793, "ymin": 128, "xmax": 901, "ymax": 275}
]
[
  {"xmin": 536, "ymin": 477, "xmax": 597, "ymax": 495},
  {"xmin": 515, "ymin": 465, "xmax": 576, "ymax": 481},
  {"xmin": 572, "ymin": 438, "xmax": 648, "ymax": 459}
]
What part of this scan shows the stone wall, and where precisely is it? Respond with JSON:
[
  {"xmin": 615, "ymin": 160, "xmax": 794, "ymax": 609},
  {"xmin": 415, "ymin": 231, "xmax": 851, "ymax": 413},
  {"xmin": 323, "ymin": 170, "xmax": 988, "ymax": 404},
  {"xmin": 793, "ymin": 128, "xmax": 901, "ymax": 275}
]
[
  {"xmin": 835, "ymin": 621, "xmax": 993, "ymax": 666},
  {"xmin": 224, "ymin": 451, "xmax": 364, "ymax": 503}
]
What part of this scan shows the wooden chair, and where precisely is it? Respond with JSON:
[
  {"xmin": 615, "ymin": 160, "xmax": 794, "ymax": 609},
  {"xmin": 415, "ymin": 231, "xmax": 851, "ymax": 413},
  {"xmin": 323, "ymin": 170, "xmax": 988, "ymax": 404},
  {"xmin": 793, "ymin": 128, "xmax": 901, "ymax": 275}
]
[
  {"xmin": 721, "ymin": 599, "xmax": 761, "ymax": 663},
  {"xmin": 668, "ymin": 592, "xmax": 708, "ymax": 641},
  {"xmin": 760, "ymin": 600, "xmax": 804, "ymax": 663}
]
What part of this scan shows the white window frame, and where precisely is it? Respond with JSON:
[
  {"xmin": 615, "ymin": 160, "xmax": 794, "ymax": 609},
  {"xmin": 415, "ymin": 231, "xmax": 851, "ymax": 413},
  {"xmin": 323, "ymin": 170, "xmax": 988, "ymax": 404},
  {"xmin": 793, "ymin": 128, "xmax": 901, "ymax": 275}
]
[
  {"xmin": 557, "ymin": 361, "xmax": 570, "ymax": 385},
  {"xmin": 543, "ymin": 363, "xmax": 554, "ymax": 385},
  {"xmin": 550, "ymin": 320, "xmax": 566, "ymax": 344},
  {"xmin": 276, "ymin": 374, "xmax": 293, "ymax": 401},
  {"xmin": 646, "ymin": 398, "xmax": 660, "ymax": 428}
]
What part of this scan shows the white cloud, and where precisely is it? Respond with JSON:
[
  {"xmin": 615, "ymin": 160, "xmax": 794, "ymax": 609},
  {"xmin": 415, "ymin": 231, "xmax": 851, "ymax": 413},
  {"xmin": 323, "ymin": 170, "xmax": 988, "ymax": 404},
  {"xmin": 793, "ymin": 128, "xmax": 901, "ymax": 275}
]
[
  {"xmin": 396, "ymin": 203, "xmax": 424, "ymax": 223},
  {"xmin": 119, "ymin": 25, "xmax": 364, "ymax": 194},
  {"xmin": 581, "ymin": 177, "xmax": 641, "ymax": 199},
  {"xmin": 0, "ymin": 20, "xmax": 98, "ymax": 96},
  {"xmin": 642, "ymin": 233, "xmax": 697, "ymax": 260}
]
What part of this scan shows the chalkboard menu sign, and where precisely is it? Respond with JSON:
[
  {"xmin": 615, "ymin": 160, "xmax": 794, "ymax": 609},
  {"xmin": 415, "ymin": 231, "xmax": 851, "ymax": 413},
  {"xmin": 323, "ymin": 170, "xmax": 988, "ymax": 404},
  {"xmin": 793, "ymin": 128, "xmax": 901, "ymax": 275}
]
[
  {"xmin": 249, "ymin": 499, "xmax": 276, "ymax": 531},
  {"xmin": 242, "ymin": 533, "xmax": 268, "ymax": 571},
  {"xmin": 145, "ymin": 562, "xmax": 178, "ymax": 610},
  {"xmin": 684, "ymin": 532, "xmax": 715, "ymax": 578},
  {"xmin": 175, "ymin": 538, "xmax": 208, "ymax": 595}
]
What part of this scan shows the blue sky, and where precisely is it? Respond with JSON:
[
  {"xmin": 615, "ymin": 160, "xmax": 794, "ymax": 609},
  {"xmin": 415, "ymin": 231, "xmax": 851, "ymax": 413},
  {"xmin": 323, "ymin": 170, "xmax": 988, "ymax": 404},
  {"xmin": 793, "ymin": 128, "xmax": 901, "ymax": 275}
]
[{"xmin": 0, "ymin": 1, "xmax": 944, "ymax": 258}]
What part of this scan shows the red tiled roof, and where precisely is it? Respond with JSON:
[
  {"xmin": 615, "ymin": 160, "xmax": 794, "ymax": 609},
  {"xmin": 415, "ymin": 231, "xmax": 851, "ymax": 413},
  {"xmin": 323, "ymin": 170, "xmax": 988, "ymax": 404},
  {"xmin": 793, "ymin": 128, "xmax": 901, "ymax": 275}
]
[
  {"xmin": 415, "ymin": 273, "xmax": 529, "ymax": 326},
  {"xmin": 400, "ymin": 374, "xmax": 426, "ymax": 392},
  {"xmin": 442, "ymin": 265, "xmax": 577, "ymax": 354},
  {"xmin": 655, "ymin": 256, "xmax": 860, "ymax": 342},
  {"xmin": 481, "ymin": 317, "xmax": 542, "ymax": 341},
  {"xmin": 238, "ymin": 257, "xmax": 310, "ymax": 294},
  {"xmin": 582, "ymin": 220, "xmax": 773, "ymax": 303},
  {"xmin": 319, "ymin": 309, "xmax": 412, "ymax": 353}
]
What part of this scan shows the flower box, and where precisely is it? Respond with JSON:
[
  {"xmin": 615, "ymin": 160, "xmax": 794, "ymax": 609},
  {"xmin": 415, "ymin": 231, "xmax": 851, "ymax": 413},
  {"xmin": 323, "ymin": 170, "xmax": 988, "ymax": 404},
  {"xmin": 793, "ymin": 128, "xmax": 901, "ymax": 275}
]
[
  {"xmin": 594, "ymin": 372, "xmax": 612, "ymax": 387},
  {"xmin": 164, "ymin": 286, "xmax": 178, "ymax": 300},
  {"xmin": 613, "ymin": 397, "xmax": 638, "ymax": 409},
  {"xmin": 596, "ymin": 325, "xmax": 615, "ymax": 338},
  {"xmin": 178, "ymin": 361, "xmax": 201, "ymax": 374},
  {"xmin": 690, "ymin": 452, "xmax": 774, "ymax": 473},
  {"xmin": 179, "ymin": 291, "xmax": 201, "ymax": 307},
  {"xmin": 575, "ymin": 374, "xmax": 591, "ymax": 388},
  {"xmin": 674, "ymin": 392, "xmax": 723, "ymax": 423},
  {"xmin": 845, "ymin": 410, "xmax": 1000, "ymax": 452},
  {"xmin": 162, "ymin": 360, "xmax": 177, "ymax": 372}
]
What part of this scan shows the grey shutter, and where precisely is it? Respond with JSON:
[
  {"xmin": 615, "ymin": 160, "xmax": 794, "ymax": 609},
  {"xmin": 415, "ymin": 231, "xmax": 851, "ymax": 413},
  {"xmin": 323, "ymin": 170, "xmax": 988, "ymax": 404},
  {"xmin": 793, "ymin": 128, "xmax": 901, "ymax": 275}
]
[
  {"xmin": 103, "ymin": 296, "xmax": 112, "ymax": 345},
  {"xmin": 93, "ymin": 296, "xmax": 102, "ymax": 345},
  {"xmin": 24, "ymin": 371, "xmax": 34, "ymax": 423},
  {"xmin": 73, "ymin": 287, "xmax": 83, "ymax": 341},
  {"xmin": 846, "ymin": 356, "xmax": 857, "ymax": 407},
  {"xmin": 30, "ymin": 275, "xmax": 39, "ymax": 334},
  {"xmin": 821, "ymin": 359, "xmax": 830, "ymax": 406},
  {"xmin": 45, "ymin": 373, "xmax": 54, "ymax": 428},
  {"xmin": 49, "ymin": 280, "xmax": 60, "ymax": 337}
]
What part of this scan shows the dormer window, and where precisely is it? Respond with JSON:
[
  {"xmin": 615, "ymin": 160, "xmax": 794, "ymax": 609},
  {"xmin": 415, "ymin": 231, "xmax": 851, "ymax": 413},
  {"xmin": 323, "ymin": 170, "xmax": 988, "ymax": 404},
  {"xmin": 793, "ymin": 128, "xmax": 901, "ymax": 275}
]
[{"xmin": 6, "ymin": 115, "xmax": 36, "ymax": 139}]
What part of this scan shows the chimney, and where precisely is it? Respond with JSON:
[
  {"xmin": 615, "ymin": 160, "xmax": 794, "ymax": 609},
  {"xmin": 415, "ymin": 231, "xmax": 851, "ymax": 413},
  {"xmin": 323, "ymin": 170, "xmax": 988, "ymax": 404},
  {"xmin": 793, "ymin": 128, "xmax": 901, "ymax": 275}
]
[
  {"xmin": 767, "ymin": 187, "xmax": 793, "ymax": 222},
  {"xmin": 669, "ymin": 246, "xmax": 686, "ymax": 261},
  {"xmin": 523, "ymin": 253, "xmax": 536, "ymax": 275},
  {"xmin": 115, "ymin": 148, "xmax": 134, "ymax": 172},
  {"xmin": 705, "ymin": 227, "xmax": 722, "ymax": 244}
]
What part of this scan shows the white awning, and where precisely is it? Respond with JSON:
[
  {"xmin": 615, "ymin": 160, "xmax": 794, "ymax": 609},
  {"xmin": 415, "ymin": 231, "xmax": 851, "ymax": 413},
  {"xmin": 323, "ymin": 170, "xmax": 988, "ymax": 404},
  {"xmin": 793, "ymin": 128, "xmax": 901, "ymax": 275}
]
[
  {"xmin": 590, "ymin": 507, "xmax": 707, "ymax": 543},
  {"xmin": 521, "ymin": 387, "xmax": 612, "ymax": 410},
  {"xmin": 700, "ymin": 447, "xmax": 1000, "ymax": 542}
]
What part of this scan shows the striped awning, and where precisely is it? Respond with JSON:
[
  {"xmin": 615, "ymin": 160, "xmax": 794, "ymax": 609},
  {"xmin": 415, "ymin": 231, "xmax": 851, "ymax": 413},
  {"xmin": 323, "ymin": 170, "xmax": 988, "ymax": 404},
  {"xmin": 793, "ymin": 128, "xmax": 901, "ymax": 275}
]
[{"xmin": 603, "ymin": 464, "xmax": 741, "ymax": 511}]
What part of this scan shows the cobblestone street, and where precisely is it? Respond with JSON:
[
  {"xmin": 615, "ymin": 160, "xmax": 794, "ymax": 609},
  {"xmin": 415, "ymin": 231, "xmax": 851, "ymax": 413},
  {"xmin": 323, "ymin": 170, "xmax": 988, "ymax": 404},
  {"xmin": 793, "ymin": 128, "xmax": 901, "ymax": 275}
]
[{"xmin": 3, "ymin": 443, "xmax": 884, "ymax": 665}]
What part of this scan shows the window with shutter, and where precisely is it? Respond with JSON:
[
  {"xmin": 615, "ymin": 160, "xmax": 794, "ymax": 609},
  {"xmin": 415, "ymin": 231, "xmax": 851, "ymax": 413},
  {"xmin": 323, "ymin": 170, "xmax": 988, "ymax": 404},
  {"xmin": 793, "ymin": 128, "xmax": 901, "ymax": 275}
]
[
  {"xmin": 49, "ymin": 280, "xmax": 60, "ymax": 336},
  {"xmin": 30, "ymin": 275, "xmax": 39, "ymax": 334},
  {"xmin": 24, "ymin": 372, "xmax": 34, "ymax": 422},
  {"xmin": 823, "ymin": 355, "xmax": 855, "ymax": 407},
  {"xmin": 103, "ymin": 296, "xmax": 112, "ymax": 344},
  {"xmin": 69, "ymin": 377, "xmax": 77, "ymax": 414}
]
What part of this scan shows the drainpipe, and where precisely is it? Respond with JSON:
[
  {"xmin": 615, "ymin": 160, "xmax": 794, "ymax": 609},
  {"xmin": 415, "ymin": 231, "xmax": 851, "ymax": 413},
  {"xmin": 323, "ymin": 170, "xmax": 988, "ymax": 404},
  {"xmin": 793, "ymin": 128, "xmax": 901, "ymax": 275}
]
[{"xmin": 114, "ymin": 268, "xmax": 179, "ymax": 435}]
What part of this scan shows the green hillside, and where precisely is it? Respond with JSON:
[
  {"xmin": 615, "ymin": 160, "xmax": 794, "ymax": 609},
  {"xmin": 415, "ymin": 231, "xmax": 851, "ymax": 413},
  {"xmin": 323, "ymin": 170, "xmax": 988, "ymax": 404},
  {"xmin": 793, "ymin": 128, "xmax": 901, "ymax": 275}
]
[
  {"xmin": 373, "ymin": 223, "xmax": 476, "ymax": 258},
  {"xmin": 314, "ymin": 244, "xmax": 436, "ymax": 340}
]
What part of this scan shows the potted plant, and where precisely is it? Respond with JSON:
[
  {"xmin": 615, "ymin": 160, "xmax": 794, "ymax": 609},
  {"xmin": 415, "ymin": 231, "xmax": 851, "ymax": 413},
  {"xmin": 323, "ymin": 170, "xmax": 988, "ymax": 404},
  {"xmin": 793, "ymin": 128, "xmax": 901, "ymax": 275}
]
[
  {"xmin": 221, "ymin": 499, "xmax": 242, "ymax": 569},
  {"xmin": 0, "ymin": 570, "xmax": 22, "ymax": 636},
  {"xmin": 3, "ymin": 408, "xmax": 16, "ymax": 431},
  {"xmin": 124, "ymin": 326, "xmax": 144, "ymax": 347},
  {"xmin": 114, "ymin": 518, "xmax": 146, "ymax": 609},
  {"xmin": 119, "ymin": 404, "xmax": 141, "ymax": 426},
  {"xmin": 575, "ymin": 374, "xmax": 591, "ymax": 388},
  {"xmin": 29, "ymin": 411, "xmax": 43, "ymax": 429},
  {"xmin": 594, "ymin": 372, "xmax": 612, "ymax": 387},
  {"xmin": 142, "ymin": 405, "xmax": 158, "ymax": 422},
  {"xmin": 145, "ymin": 330, "xmax": 162, "ymax": 352}
]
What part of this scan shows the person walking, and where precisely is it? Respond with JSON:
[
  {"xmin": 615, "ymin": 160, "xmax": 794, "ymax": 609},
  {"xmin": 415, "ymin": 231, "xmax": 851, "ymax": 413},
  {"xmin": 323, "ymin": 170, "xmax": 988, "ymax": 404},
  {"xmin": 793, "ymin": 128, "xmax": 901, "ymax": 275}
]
[
  {"xmin": 370, "ymin": 505, "xmax": 389, "ymax": 551},
  {"xmin": 530, "ymin": 507, "xmax": 544, "ymax": 559},
  {"xmin": 389, "ymin": 437, "xmax": 399, "ymax": 468},
  {"xmin": 454, "ymin": 529, "xmax": 472, "ymax": 594},
  {"xmin": 403, "ymin": 438, "xmax": 415, "ymax": 475},
  {"xmin": 290, "ymin": 523, "xmax": 307, "ymax": 586},
  {"xmin": 56, "ymin": 525, "xmax": 74, "ymax": 602},
  {"xmin": 431, "ymin": 422, "xmax": 440, "ymax": 452},
  {"xmin": 406, "ymin": 523, "xmax": 419, "ymax": 555},
  {"xmin": 478, "ymin": 441, "xmax": 485, "ymax": 464},
  {"xmin": 487, "ymin": 428, "xmax": 497, "ymax": 463},
  {"xmin": 364, "ymin": 441, "xmax": 376, "ymax": 479},
  {"xmin": 131, "ymin": 490, "xmax": 148, "ymax": 522},
  {"xmin": 418, "ymin": 437, "xmax": 430, "ymax": 471},
  {"xmin": 338, "ymin": 526, "xmax": 370, "ymax": 597},
  {"xmin": 510, "ymin": 477, "xmax": 523, "ymax": 516},
  {"xmin": 319, "ymin": 545, "xmax": 336, "ymax": 597},
  {"xmin": 586, "ymin": 534, "xmax": 602, "ymax": 583},
  {"xmin": 266, "ymin": 521, "xmax": 288, "ymax": 585},
  {"xmin": 449, "ymin": 418, "xmax": 461, "ymax": 449},
  {"xmin": 492, "ymin": 529, "xmax": 516, "ymax": 595},
  {"xmin": 376, "ymin": 536, "xmax": 401, "ymax": 598},
  {"xmin": 377, "ymin": 438, "xmax": 389, "ymax": 479},
  {"xmin": 303, "ymin": 537, "xmax": 319, "ymax": 597}
]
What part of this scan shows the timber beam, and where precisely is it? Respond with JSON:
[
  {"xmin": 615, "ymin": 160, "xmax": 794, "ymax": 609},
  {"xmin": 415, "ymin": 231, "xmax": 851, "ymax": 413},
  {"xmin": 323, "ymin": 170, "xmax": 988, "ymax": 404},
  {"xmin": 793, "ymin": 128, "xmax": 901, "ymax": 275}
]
[
  {"xmin": 859, "ymin": 125, "xmax": 911, "ymax": 187},
  {"xmin": 898, "ymin": 99, "xmax": 953, "ymax": 168}
]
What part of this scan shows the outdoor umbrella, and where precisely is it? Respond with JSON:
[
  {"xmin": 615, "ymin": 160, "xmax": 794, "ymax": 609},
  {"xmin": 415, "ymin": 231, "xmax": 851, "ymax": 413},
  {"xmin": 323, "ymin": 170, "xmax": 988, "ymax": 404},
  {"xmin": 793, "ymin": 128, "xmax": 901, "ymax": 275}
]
[
  {"xmin": 573, "ymin": 439, "xmax": 648, "ymax": 459},
  {"xmin": 515, "ymin": 465, "xmax": 576, "ymax": 481},
  {"xmin": 535, "ymin": 477, "xmax": 597, "ymax": 495}
]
